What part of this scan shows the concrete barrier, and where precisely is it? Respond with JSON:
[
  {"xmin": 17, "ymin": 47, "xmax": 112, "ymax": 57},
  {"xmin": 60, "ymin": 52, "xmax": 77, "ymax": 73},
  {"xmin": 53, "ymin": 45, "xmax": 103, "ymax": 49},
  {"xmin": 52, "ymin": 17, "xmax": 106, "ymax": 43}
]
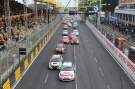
[{"xmin": 86, "ymin": 20, "xmax": 135, "ymax": 83}]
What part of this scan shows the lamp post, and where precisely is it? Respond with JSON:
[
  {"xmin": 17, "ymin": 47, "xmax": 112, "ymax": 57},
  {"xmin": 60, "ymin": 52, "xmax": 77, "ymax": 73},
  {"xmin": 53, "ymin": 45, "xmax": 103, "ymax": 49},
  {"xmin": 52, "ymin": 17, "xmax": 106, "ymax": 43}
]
[{"xmin": 98, "ymin": 0, "xmax": 101, "ymax": 27}]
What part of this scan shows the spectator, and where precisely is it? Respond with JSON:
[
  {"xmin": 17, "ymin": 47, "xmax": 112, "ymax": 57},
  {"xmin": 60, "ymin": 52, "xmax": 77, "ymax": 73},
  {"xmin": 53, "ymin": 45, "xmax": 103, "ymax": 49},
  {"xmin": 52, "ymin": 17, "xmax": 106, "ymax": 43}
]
[{"xmin": 125, "ymin": 27, "xmax": 129, "ymax": 35}]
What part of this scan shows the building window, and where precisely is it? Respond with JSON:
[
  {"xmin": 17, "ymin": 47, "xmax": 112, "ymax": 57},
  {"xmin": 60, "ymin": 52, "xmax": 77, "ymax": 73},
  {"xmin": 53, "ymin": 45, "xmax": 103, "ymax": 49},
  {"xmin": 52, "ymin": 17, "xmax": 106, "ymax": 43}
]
[
  {"xmin": 126, "ymin": 14, "xmax": 128, "ymax": 21},
  {"xmin": 133, "ymin": 15, "xmax": 135, "ymax": 22},
  {"xmin": 129, "ymin": 15, "xmax": 132, "ymax": 22},
  {"xmin": 123, "ymin": 14, "xmax": 125, "ymax": 20},
  {"xmin": 120, "ymin": 14, "xmax": 122, "ymax": 19}
]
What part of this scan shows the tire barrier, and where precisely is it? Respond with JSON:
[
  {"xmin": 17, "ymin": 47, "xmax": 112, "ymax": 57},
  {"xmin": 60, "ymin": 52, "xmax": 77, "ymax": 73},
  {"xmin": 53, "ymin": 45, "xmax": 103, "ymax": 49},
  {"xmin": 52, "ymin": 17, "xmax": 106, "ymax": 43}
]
[{"xmin": 1, "ymin": 14, "xmax": 64, "ymax": 88}]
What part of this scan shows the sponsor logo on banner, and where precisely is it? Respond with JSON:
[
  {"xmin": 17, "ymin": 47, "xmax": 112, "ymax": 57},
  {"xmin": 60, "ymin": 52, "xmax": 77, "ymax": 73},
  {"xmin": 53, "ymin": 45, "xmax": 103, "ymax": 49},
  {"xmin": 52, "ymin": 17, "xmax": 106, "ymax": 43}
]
[
  {"xmin": 118, "ymin": 53, "xmax": 127, "ymax": 64},
  {"xmin": 127, "ymin": 61, "xmax": 135, "ymax": 73},
  {"xmin": 106, "ymin": 40, "xmax": 114, "ymax": 51}
]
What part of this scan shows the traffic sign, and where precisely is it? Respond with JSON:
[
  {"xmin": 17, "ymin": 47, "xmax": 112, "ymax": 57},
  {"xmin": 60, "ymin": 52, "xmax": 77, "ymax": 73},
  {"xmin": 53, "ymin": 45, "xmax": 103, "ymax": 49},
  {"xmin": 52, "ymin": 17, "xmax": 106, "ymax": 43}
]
[
  {"xmin": 69, "ymin": 11, "xmax": 76, "ymax": 15},
  {"xmin": 19, "ymin": 48, "xmax": 26, "ymax": 55}
]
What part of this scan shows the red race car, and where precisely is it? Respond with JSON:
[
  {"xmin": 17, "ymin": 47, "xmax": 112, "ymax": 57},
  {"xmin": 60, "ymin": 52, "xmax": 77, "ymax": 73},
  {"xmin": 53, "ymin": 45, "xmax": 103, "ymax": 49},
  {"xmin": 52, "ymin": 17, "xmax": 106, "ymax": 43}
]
[
  {"xmin": 55, "ymin": 43, "xmax": 66, "ymax": 54},
  {"xmin": 61, "ymin": 36, "xmax": 70, "ymax": 44},
  {"xmin": 70, "ymin": 37, "xmax": 80, "ymax": 45},
  {"xmin": 69, "ymin": 33, "xmax": 76, "ymax": 39}
]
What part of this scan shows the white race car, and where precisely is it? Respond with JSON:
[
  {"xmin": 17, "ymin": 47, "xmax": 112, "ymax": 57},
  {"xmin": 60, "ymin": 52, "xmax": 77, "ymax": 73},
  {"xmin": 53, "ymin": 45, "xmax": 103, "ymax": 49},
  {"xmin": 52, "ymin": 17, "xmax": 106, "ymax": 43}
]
[
  {"xmin": 59, "ymin": 62, "xmax": 75, "ymax": 81},
  {"xmin": 49, "ymin": 55, "xmax": 63, "ymax": 70},
  {"xmin": 62, "ymin": 30, "xmax": 68, "ymax": 36},
  {"xmin": 73, "ymin": 30, "xmax": 79, "ymax": 36},
  {"xmin": 63, "ymin": 25, "xmax": 68, "ymax": 29}
]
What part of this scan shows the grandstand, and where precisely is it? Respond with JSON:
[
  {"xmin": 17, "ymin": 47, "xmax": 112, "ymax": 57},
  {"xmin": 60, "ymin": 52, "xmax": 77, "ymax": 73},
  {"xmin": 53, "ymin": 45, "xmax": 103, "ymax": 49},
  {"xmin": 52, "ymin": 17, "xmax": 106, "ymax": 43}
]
[
  {"xmin": 0, "ymin": 0, "xmax": 33, "ymax": 17},
  {"xmin": 0, "ymin": 0, "xmax": 57, "ymax": 52}
]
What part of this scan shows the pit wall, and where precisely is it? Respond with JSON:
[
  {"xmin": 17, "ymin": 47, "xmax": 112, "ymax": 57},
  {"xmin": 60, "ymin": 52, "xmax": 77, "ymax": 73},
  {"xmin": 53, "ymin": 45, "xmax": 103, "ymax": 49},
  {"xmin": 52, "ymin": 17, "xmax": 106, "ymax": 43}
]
[{"xmin": 86, "ymin": 20, "xmax": 135, "ymax": 82}]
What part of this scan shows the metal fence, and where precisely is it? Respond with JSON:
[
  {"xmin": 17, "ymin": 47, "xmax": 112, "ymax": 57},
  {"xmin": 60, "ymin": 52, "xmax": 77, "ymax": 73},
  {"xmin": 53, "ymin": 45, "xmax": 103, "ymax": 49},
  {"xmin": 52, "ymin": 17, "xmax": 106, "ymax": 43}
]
[
  {"xmin": 0, "ymin": 14, "xmax": 62, "ymax": 86},
  {"xmin": 87, "ymin": 18, "xmax": 132, "ymax": 58}
]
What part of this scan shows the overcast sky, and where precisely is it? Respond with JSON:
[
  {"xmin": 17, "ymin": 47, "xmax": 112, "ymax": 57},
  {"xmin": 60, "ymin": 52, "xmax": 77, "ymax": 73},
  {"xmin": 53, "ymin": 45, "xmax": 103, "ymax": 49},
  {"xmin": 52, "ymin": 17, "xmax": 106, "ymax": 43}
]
[{"xmin": 16, "ymin": 0, "xmax": 76, "ymax": 7}]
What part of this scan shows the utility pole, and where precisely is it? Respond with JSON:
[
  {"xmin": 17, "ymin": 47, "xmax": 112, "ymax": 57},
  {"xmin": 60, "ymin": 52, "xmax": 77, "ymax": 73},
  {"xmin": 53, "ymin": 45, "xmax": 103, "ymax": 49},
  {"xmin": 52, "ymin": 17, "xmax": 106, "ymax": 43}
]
[
  {"xmin": 46, "ymin": 2, "xmax": 48, "ymax": 24},
  {"xmin": 23, "ymin": 0, "xmax": 28, "ymax": 28},
  {"xmin": 98, "ymin": 0, "xmax": 101, "ymax": 27},
  {"xmin": 34, "ymin": 1, "xmax": 38, "ymax": 25},
  {"xmin": 41, "ymin": 0, "xmax": 44, "ymax": 24},
  {"xmin": 4, "ymin": 0, "xmax": 11, "ymax": 39}
]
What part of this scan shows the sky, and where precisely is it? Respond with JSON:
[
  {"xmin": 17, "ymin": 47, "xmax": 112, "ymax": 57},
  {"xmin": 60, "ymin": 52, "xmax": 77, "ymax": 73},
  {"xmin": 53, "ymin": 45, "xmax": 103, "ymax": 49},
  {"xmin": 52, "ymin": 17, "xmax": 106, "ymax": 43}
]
[{"xmin": 16, "ymin": 0, "xmax": 76, "ymax": 7}]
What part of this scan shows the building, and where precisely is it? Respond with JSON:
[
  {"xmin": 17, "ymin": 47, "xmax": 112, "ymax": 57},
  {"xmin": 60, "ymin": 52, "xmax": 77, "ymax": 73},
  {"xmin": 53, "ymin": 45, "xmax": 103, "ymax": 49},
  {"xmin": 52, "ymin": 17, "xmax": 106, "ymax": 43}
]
[{"xmin": 115, "ymin": 0, "xmax": 135, "ymax": 26}]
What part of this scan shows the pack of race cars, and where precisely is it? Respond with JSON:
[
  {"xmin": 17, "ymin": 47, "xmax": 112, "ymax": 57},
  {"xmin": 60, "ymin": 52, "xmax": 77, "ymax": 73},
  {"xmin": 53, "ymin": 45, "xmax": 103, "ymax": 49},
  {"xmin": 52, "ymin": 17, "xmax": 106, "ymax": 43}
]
[{"xmin": 48, "ymin": 16, "xmax": 80, "ymax": 81}]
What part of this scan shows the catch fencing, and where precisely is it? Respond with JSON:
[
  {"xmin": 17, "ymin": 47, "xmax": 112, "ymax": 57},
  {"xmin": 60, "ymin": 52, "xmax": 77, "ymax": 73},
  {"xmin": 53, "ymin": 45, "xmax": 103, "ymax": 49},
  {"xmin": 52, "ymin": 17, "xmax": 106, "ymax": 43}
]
[{"xmin": 0, "ymin": 14, "xmax": 63, "ymax": 89}]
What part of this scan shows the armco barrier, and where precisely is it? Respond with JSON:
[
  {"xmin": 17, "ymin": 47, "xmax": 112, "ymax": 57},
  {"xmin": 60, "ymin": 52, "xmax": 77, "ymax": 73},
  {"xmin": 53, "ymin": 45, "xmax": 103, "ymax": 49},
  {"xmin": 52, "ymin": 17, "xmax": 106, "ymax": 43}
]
[
  {"xmin": 86, "ymin": 20, "xmax": 135, "ymax": 82},
  {"xmin": 1, "ymin": 14, "xmax": 63, "ymax": 88}
]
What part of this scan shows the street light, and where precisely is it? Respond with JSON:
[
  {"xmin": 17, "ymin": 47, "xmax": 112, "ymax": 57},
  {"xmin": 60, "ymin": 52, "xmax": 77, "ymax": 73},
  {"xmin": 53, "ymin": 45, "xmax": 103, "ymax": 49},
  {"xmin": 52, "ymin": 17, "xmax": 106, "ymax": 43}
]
[{"xmin": 98, "ymin": 0, "xmax": 101, "ymax": 27}]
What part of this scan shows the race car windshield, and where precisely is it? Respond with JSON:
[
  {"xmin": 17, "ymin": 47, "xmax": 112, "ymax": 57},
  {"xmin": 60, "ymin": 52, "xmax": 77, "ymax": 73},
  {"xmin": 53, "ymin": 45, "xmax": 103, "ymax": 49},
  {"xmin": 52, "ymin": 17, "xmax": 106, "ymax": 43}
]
[
  {"xmin": 74, "ymin": 30, "xmax": 78, "ymax": 32},
  {"xmin": 73, "ymin": 24, "xmax": 77, "ymax": 27},
  {"xmin": 63, "ymin": 37, "xmax": 68, "ymax": 39},
  {"xmin": 64, "ymin": 25, "xmax": 67, "ymax": 27},
  {"xmin": 63, "ymin": 30, "xmax": 67, "ymax": 32},
  {"xmin": 51, "ymin": 58, "xmax": 61, "ymax": 62},
  {"xmin": 62, "ymin": 68, "xmax": 74, "ymax": 71},
  {"xmin": 57, "ymin": 44, "xmax": 63, "ymax": 48},
  {"xmin": 72, "ymin": 38, "xmax": 77, "ymax": 41}
]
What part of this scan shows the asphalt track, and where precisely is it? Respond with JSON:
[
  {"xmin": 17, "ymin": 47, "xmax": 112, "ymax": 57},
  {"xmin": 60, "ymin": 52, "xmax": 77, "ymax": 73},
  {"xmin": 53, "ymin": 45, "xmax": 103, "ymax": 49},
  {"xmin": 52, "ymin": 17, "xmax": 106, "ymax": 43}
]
[{"xmin": 14, "ymin": 18, "xmax": 135, "ymax": 89}]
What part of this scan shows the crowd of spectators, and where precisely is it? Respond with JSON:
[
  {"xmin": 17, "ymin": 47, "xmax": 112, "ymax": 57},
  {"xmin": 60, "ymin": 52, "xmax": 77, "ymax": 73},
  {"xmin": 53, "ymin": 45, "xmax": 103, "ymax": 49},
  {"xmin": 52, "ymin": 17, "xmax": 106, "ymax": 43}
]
[
  {"xmin": 0, "ymin": 0, "xmax": 58, "ymax": 52},
  {"xmin": 117, "ymin": 4, "xmax": 135, "ymax": 10},
  {"xmin": 0, "ymin": 14, "xmax": 36, "ymax": 50},
  {"xmin": 101, "ymin": 19, "xmax": 135, "ymax": 41}
]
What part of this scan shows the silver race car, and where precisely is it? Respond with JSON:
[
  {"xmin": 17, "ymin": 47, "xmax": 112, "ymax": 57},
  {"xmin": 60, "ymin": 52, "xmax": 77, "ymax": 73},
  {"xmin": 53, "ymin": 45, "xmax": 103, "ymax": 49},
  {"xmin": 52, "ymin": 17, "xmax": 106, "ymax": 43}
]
[{"xmin": 49, "ymin": 54, "xmax": 63, "ymax": 70}]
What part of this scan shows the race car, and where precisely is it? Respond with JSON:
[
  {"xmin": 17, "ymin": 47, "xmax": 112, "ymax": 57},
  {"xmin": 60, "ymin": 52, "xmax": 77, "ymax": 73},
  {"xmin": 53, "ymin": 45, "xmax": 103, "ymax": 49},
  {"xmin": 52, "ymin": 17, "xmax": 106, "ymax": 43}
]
[
  {"xmin": 63, "ymin": 20, "xmax": 67, "ymax": 24},
  {"xmin": 63, "ymin": 25, "xmax": 68, "ymax": 29},
  {"xmin": 72, "ymin": 24, "xmax": 77, "ymax": 29},
  {"xmin": 73, "ymin": 22, "xmax": 78, "ymax": 27},
  {"xmin": 66, "ymin": 22, "xmax": 72, "ymax": 27},
  {"xmin": 55, "ymin": 43, "xmax": 66, "ymax": 53},
  {"xmin": 61, "ymin": 36, "xmax": 70, "ymax": 44},
  {"xmin": 48, "ymin": 54, "xmax": 63, "ymax": 70},
  {"xmin": 59, "ymin": 62, "xmax": 75, "ymax": 81},
  {"xmin": 70, "ymin": 19, "xmax": 74, "ymax": 23},
  {"xmin": 69, "ymin": 33, "xmax": 76, "ymax": 39},
  {"xmin": 72, "ymin": 22, "xmax": 78, "ymax": 29},
  {"xmin": 73, "ymin": 30, "xmax": 79, "ymax": 36},
  {"xmin": 70, "ymin": 37, "xmax": 80, "ymax": 45},
  {"xmin": 62, "ymin": 30, "xmax": 68, "ymax": 36}
]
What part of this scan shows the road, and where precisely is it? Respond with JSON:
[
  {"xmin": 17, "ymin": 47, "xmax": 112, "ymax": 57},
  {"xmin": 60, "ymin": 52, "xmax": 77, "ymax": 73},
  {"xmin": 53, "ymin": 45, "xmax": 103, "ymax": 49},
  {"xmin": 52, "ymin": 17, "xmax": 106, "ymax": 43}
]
[{"xmin": 14, "ymin": 18, "xmax": 135, "ymax": 89}]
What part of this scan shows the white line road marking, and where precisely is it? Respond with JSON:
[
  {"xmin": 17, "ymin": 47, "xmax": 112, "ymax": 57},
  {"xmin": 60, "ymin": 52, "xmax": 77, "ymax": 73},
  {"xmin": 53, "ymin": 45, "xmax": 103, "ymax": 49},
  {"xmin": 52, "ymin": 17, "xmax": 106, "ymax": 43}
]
[
  {"xmin": 12, "ymin": 19, "xmax": 62, "ymax": 89},
  {"xmin": 99, "ymin": 67, "xmax": 104, "ymax": 76},
  {"xmin": 76, "ymin": 75, "xmax": 77, "ymax": 89},
  {"xmin": 87, "ymin": 23, "xmax": 135, "ymax": 84},
  {"xmin": 107, "ymin": 85, "xmax": 110, "ymax": 89},
  {"xmin": 91, "ymin": 50, "xmax": 93, "ymax": 53},
  {"xmin": 91, "ymin": 27, "xmax": 135, "ymax": 84},
  {"xmin": 95, "ymin": 57, "xmax": 97, "ymax": 62},
  {"xmin": 74, "ymin": 45, "xmax": 77, "ymax": 89},
  {"xmin": 44, "ymin": 74, "xmax": 49, "ymax": 83}
]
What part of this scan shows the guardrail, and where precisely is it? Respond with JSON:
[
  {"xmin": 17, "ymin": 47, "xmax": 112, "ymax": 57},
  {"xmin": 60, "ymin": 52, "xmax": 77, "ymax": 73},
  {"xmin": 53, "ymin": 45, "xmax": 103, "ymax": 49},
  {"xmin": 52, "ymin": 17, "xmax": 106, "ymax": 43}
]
[
  {"xmin": 0, "ymin": 14, "xmax": 63, "ymax": 89},
  {"xmin": 86, "ymin": 20, "xmax": 135, "ymax": 83}
]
